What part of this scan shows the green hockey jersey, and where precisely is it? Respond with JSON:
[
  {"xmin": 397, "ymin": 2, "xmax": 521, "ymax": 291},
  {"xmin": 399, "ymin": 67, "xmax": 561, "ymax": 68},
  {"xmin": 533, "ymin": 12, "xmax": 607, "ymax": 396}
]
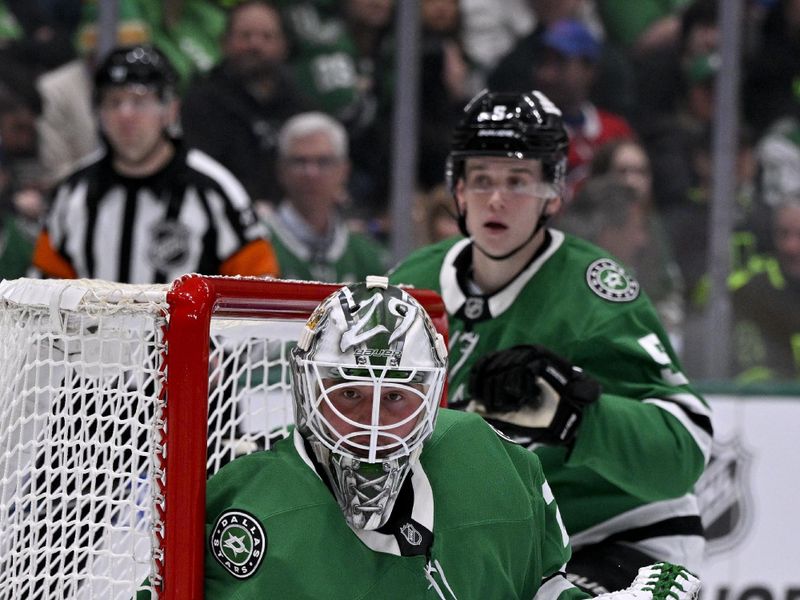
[
  {"xmin": 265, "ymin": 205, "xmax": 388, "ymax": 283},
  {"xmin": 389, "ymin": 231, "xmax": 713, "ymax": 570},
  {"xmin": 203, "ymin": 409, "xmax": 587, "ymax": 600}
]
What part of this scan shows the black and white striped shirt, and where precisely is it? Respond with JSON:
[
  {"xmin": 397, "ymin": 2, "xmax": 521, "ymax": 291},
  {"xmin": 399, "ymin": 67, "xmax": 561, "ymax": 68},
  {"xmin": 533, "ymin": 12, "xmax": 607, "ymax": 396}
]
[{"xmin": 33, "ymin": 142, "xmax": 278, "ymax": 283}]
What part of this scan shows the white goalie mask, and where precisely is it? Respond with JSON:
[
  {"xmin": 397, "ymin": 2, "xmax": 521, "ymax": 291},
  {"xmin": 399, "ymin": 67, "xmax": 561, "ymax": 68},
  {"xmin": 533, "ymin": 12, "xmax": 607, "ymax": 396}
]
[{"xmin": 291, "ymin": 276, "xmax": 447, "ymax": 530}]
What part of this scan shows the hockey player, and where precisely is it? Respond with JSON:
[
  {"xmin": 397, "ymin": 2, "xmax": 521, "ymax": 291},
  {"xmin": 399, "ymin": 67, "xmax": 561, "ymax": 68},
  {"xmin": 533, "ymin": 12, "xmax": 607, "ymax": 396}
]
[
  {"xmin": 196, "ymin": 277, "xmax": 700, "ymax": 599},
  {"xmin": 32, "ymin": 44, "xmax": 279, "ymax": 283},
  {"xmin": 388, "ymin": 90, "xmax": 713, "ymax": 594}
]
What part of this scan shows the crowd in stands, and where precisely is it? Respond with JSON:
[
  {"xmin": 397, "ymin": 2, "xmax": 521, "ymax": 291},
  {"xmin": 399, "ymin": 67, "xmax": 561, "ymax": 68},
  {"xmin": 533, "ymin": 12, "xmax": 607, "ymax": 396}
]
[{"xmin": 1, "ymin": 0, "xmax": 799, "ymax": 382}]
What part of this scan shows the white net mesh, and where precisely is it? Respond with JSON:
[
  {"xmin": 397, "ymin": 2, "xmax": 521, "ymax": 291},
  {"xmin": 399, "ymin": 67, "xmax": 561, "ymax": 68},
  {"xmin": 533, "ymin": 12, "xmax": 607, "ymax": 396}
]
[{"xmin": 0, "ymin": 278, "xmax": 306, "ymax": 599}]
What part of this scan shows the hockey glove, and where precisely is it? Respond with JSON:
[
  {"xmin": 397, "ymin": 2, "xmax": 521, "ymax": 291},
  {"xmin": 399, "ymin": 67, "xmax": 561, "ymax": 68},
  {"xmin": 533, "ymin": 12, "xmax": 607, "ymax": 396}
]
[
  {"xmin": 468, "ymin": 344, "xmax": 600, "ymax": 446},
  {"xmin": 595, "ymin": 562, "xmax": 700, "ymax": 600}
]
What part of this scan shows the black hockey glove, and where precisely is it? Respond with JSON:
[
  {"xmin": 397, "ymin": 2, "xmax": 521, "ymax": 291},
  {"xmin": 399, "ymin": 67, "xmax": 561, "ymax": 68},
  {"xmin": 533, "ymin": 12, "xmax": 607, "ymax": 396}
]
[{"xmin": 468, "ymin": 345, "xmax": 601, "ymax": 446}]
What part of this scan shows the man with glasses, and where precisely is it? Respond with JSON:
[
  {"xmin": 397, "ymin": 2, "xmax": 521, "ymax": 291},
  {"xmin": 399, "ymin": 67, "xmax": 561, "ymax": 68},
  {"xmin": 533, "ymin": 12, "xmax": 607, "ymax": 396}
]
[
  {"xmin": 264, "ymin": 111, "xmax": 388, "ymax": 283},
  {"xmin": 389, "ymin": 89, "xmax": 712, "ymax": 594},
  {"xmin": 32, "ymin": 45, "xmax": 279, "ymax": 283}
]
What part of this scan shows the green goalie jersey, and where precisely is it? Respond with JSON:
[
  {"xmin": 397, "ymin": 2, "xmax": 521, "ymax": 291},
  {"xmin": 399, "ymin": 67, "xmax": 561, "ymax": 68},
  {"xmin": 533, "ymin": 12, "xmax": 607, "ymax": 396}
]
[
  {"xmin": 202, "ymin": 409, "xmax": 586, "ymax": 600},
  {"xmin": 389, "ymin": 230, "xmax": 713, "ymax": 570}
]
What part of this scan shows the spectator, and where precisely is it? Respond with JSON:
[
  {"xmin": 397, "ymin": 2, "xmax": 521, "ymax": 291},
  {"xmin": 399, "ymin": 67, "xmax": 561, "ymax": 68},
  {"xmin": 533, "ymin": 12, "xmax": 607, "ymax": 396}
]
[
  {"xmin": 32, "ymin": 45, "xmax": 278, "ymax": 283},
  {"xmin": 77, "ymin": 0, "xmax": 226, "ymax": 90},
  {"xmin": 486, "ymin": 0, "xmax": 585, "ymax": 93},
  {"xmin": 633, "ymin": 0, "xmax": 719, "ymax": 214},
  {"xmin": 458, "ymin": 0, "xmax": 535, "ymax": 80},
  {"xmin": 390, "ymin": 89, "xmax": 711, "ymax": 592},
  {"xmin": 395, "ymin": 0, "xmax": 480, "ymax": 196},
  {"xmin": 744, "ymin": 0, "xmax": 800, "ymax": 136},
  {"xmin": 0, "ymin": 84, "xmax": 47, "ymax": 278},
  {"xmin": 265, "ymin": 111, "xmax": 388, "ymax": 282},
  {"xmin": 597, "ymin": 0, "xmax": 688, "ymax": 55},
  {"xmin": 587, "ymin": 140, "xmax": 687, "ymax": 351},
  {"xmin": 732, "ymin": 197, "xmax": 800, "ymax": 381},
  {"xmin": 411, "ymin": 183, "xmax": 461, "ymax": 248},
  {"xmin": 181, "ymin": 0, "xmax": 311, "ymax": 207},
  {"xmin": 556, "ymin": 175, "xmax": 650, "ymax": 270},
  {"xmin": 755, "ymin": 115, "xmax": 800, "ymax": 211},
  {"xmin": 531, "ymin": 18, "xmax": 634, "ymax": 198}
]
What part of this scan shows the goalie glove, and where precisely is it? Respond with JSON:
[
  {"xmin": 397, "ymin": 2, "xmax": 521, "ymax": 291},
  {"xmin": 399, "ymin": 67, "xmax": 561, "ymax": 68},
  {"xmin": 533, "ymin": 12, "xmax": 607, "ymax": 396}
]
[
  {"xmin": 596, "ymin": 562, "xmax": 700, "ymax": 600},
  {"xmin": 468, "ymin": 344, "xmax": 600, "ymax": 446}
]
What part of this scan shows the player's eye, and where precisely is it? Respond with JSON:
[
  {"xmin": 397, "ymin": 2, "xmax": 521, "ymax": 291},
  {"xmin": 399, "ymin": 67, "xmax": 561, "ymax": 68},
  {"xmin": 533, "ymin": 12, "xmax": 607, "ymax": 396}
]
[
  {"xmin": 340, "ymin": 388, "xmax": 361, "ymax": 400},
  {"xmin": 383, "ymin": 391, "xmax": 406, "ymax": 403}
]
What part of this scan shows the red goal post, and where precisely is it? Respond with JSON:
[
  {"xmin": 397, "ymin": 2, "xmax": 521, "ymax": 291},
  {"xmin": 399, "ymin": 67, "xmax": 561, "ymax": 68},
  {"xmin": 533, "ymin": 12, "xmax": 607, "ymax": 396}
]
[{"xmin": 0, "ymin": 274, "xmax": 447, "ymax": 600}]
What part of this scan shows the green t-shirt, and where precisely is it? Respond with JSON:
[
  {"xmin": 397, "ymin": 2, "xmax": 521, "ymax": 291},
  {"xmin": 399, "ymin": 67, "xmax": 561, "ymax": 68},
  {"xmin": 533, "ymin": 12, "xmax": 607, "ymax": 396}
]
[
  {"xmin": 266, "ymin": 215, "xmax": 388, "ymax": 283},
  {"xmin": 598, "ymin": 0, "xmax": 692, "ymax": 48},
  {"xmin": 0, "ymin": 216, "xmax": 35, "ymax": 279}
]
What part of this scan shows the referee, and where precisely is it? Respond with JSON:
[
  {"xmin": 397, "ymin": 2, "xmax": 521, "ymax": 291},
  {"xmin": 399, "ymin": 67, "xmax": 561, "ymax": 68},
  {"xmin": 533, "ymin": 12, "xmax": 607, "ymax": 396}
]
[{"xmin": 32, "ymin": 45, "xmax": 279, "ymax": 283}]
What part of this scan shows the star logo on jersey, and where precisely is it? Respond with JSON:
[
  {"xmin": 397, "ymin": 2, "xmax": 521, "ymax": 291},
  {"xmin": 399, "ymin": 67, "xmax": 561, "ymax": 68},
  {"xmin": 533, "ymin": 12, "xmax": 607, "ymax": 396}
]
[
  {"xmin": 585, "ymin": 259, "xmax": 640, "ymax": 302},
  {"xmin": 209, "ymin": 509, "xmax": 267, "ymax": 579}
]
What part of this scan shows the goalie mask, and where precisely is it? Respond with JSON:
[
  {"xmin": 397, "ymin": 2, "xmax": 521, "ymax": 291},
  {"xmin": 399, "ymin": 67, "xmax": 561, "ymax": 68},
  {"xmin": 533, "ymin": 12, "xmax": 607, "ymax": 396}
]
[{"xmin": 291, "ymin": 276, "xmax": 447, "ymax": 530}]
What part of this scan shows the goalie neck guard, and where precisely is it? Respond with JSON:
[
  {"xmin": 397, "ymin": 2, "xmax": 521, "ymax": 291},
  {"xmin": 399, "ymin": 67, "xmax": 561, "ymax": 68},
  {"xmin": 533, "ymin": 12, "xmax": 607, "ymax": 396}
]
[{"xmin": 290, "ymin": 276, "xmax": 447, "ymax": 530}]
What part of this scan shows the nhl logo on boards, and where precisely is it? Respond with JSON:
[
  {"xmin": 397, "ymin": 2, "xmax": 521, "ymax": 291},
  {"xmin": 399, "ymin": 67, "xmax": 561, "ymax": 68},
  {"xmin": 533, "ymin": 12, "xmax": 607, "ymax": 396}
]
[
  {"xmin": 696, "ymin": 437, "xmax": 754, "ymax": 556},
  {"xmin": 585, "ymin": 259, "xmax": 640, "ymax": 302},
  {"xmin": 210, "ymin": 509, "xmax": 267, "ymax": 579}
]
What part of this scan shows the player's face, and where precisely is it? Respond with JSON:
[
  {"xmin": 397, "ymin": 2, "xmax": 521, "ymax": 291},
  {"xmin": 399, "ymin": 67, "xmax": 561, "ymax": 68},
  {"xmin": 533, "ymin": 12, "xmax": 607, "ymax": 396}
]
[
  {"xmin": 279, "ymin": 132, "xmax": 349, "ymax": 214},
  {"xmin": 774, "ymin": 203, "xmax": 800, "ymax": 280},
  {"xmin": 224, "ymin": 3, "xmax": 287, "ymax": 78},
  {"xmin": 318, "ymin": 381, "xmax": 425, "ymax": 458},
  {"xmin": 98, "ymin": 85, "xmax": 174, "ymax": 170},
  {"xmin": 456, "ymin": 156, "xmax": 560, "ymax": 257}
]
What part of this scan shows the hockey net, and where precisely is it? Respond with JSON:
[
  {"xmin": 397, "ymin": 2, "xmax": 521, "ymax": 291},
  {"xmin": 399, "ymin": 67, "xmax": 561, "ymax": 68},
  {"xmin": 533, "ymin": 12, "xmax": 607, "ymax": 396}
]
[{"xmin": 0, "ymin": 275, "xmax": 447, "ymax": 600}]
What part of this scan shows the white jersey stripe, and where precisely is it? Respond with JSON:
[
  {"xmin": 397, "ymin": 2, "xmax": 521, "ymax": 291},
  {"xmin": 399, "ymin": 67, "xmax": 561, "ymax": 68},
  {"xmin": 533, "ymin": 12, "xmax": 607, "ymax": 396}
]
[
  {"xmin": 93, "ymin": 187, "xmax": 127, "ymax": 281},
  {"xmin": 39, "ymin": 144, "xmax": 266, "ymax": 283},
  {"xmin": 644, "ymin": 398, "xmax": 713, "ymax": 462},
  {"xmin": 532, "ymin": 574, "xmax": 577, "ymax": 600},
  {"xmin": 569, "ymin": 494, "xmax": 703, "ymax": 567},
  {"xmin": 205, "ymin": 188, "xmax": 241, "ymax": 259},
  {"xmin": 187, "ymin": 148, "xmax": 251, "ymax": 210}
]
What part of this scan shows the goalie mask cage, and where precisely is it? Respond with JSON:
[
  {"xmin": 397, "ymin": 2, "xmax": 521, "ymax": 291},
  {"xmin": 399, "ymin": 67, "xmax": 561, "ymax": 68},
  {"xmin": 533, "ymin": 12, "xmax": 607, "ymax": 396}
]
[{"xmin": 0, "ymin": 274, "xmax": 447, "ymax": 600}]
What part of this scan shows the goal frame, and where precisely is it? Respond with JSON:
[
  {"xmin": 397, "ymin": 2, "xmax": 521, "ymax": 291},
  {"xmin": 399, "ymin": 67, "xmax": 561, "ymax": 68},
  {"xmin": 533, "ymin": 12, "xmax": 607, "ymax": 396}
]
[{"xmin": 160, "ymin": 274, "xmax": 447, "ymax": 599}]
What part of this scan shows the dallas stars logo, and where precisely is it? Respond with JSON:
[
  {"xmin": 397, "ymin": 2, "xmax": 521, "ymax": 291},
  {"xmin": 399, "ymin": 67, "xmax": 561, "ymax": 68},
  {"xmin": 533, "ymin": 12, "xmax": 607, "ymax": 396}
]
[
  {"xmin": 585, "ymin": 258, "xmax": 640, "ymax": 302},
  {"xmin": 210, "ymin": 509, "xmax": 267, "ymax": 579}
]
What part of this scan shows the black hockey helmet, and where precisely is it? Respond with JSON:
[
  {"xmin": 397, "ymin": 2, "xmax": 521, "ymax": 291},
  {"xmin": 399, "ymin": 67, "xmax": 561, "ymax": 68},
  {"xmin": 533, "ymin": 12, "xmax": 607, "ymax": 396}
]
[
  {"xmin": 446, "ymin": 89, "xmax": 569, "ymax": 195},
  {"xmin": 93, "ymin": 45, "xmax": 177, "ymax": 103}
]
